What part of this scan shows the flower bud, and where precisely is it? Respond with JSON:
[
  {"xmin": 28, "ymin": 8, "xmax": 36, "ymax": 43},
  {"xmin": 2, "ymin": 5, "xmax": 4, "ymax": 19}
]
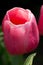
[
  {"xmin": 38, "ymin": 5, "xmax": 43, "ymax": 35},
  {"xmin": 2, "ymin": 7, "xmax": 39, "ymax": 55}
]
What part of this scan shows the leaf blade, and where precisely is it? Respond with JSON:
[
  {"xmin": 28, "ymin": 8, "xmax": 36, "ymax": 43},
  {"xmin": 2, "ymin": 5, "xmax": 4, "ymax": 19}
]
[{"xmin": 24, "ymin": 53, "xmax": 36, "ymax": 65}]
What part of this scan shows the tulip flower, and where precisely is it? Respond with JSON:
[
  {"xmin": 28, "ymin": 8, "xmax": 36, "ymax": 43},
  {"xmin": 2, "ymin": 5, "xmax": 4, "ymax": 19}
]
[
  {"xmin": 2, "ymin": 7, "xmax": 39, "ymax": 55},
  {"xmin": 38, "ymin": 5, "xmax": 43, "ymax": 35}
]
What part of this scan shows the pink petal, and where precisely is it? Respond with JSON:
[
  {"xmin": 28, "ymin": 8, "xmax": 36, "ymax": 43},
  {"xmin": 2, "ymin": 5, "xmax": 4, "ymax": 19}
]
[{"xmin": 38, "ymin": 5, "xmax": 43, "ymax": 35}]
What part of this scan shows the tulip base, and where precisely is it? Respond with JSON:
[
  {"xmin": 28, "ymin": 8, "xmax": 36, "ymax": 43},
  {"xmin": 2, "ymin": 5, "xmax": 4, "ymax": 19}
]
[{"xmin": 0, "ymin": 26, "xmax": 36, "ymax": 65}]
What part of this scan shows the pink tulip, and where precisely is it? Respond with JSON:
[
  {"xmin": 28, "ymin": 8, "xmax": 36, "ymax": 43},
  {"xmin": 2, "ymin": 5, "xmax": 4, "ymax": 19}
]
[
  {"xmin": 2, "ymin": 7, "xmax": 39, "ymax": 55},
  {"xmin": 38, "ymin": 5, "xmax": 43, "ymax": 35}
]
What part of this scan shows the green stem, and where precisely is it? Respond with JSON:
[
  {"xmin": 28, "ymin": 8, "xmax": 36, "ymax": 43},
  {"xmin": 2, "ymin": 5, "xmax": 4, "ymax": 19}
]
[{"xmin": 9, "ymin": 55, "xmax": 24, "ymax": 65}]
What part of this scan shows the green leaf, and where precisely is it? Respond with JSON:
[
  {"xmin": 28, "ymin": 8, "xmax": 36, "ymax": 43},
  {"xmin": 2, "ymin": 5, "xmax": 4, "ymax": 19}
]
[{"xmin": 23, "ymin": 53, "xmax": 36, "ymax": 65}]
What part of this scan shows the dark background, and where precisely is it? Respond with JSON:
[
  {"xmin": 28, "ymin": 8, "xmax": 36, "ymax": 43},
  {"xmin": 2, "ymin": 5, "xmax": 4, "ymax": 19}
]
[
  {"xmin": 0, "ymin": 0, "xmax": 43, "ymax": 25},
  {"xmin": 0, "ymin": 0, "xmax": 43, "ymax": 65}
]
